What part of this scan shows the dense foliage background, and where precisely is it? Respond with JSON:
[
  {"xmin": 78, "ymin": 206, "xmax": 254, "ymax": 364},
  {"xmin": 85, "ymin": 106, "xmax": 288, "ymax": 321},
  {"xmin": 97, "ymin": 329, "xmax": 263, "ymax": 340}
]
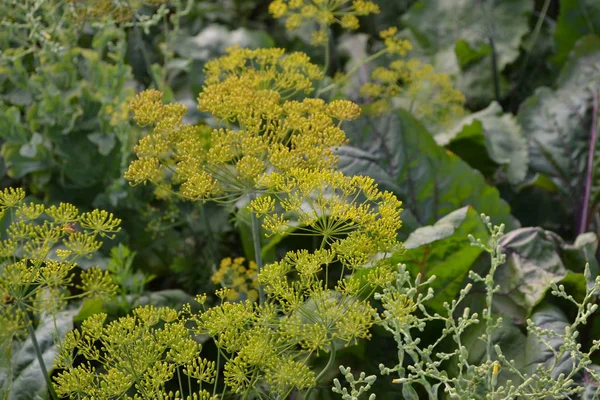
[{"xmin": 2, "ymin": 0, "xmax": 600, "ymax": 399}]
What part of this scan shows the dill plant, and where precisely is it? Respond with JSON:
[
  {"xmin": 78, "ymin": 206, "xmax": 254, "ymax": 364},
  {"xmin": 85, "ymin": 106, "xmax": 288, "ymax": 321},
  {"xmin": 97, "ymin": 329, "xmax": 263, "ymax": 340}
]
[
  {"xmin": 55, "ymin": 41, "xmax": 407, "ymax": 398},
  {"xmin": 333, "ymin": 216, "xmax": 600, "ymax": 400},
  {"xmin": 0, "ymin": 187, "xmax": 122, "ymax": 400}
]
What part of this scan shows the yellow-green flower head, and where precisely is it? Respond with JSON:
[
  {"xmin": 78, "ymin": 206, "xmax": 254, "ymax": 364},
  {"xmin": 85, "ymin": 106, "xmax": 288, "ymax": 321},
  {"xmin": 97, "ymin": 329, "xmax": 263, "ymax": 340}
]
[
  {"xmin": 254, "ymin": 169, "xmax": 403, "ymax": 269},
  {"xmin": 201, "ymin": 46, "xmax": 322, "ymax": 96},
  {"xmin": 66, "ymin": 0, "xmax": 169, "ymax": 25},
  {"xmin": 53, "ymin": 307, "xmax": 207, "ymax": 399},
  {"xmin": 269, "ymin": 0, "xmax": 380, "ymax": 45},
  {"xmin": 361, "ymin": 57, "xmax": 466, "ymax": 128},
  {"xmin": 127, "ymin": 51, "xmax": 361, "ymax": 203},
  {"xmin": 212, "ymin": 257, "xmax": 260, "ymax": 302},
  {"xmin": 0, "ymin": 187, "xmax": 122, "ymax": 348}
]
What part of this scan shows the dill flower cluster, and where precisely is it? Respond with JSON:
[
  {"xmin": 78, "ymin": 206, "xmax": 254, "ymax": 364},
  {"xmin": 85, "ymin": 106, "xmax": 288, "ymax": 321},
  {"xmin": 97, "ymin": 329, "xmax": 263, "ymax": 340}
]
[
  {"xmin": 53, "ymin": 306, "xmax": 217, "ymax": 400},
  {"xmin": 252, "ymin": 170, "xmax": 403, "ymax": 269},
  {"xmin": 349, "ymin": 28, "xmax": 464, "ymax": 128},
  {"xmin": 269, "ymin": 0, "xmax": 380, "ymax": 45},
  {"xmin": 121, "ymin": 45, "xmax": 409, "ymax": 399},
  {"xmin": 126, "ymin": 47, "xmax": 360, "ymax": 203},
  {"xmin": 361, "ymin": 57, "xmax": 466, "ymax": 126},
  {"xmin": 0, "ymin": 187, "xmax": 120, "ymax": 344},
  {"xmin": 182, "ymin": 296, "xmax": 318, "ymax": 395},
  {"xmin": 211, "ymin": 257, "xmax": 259, "ymax": 302},
  {"xmin": 66, "ymin": 0, "xmax": 169, "ymax": 24}
]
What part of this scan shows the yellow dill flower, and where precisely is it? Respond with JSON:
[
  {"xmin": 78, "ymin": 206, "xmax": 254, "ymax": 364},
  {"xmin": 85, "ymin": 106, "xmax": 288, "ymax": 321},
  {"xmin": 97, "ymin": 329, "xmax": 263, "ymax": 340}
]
[
  {"xmin": 212, "ymin": 257, "xmax": 260, "ymax": 302},
  {"xmin": 127, "ymin": 48, "xmax": 360, "ymax": 203},
  {"xmin": 269, "ymin": 0, "xmax": 380, "ymax": 44},
  {"xmin": 361, "ymin": 57, "xmax": 466, "ymax": 129},
  {"xmin": 257, "ymin": 168, "xmax": 403, "ymax": 268},
  {"xmin": 54, "ymin": 306, "xmax": 201, "ymax": 399}
]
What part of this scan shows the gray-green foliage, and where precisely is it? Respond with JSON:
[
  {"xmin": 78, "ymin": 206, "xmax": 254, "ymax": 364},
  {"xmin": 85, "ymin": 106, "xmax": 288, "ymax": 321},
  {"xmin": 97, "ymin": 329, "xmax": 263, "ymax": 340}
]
[{"xmin": 338, "ymin": 215, "xmax": 600, "ymax": 400}]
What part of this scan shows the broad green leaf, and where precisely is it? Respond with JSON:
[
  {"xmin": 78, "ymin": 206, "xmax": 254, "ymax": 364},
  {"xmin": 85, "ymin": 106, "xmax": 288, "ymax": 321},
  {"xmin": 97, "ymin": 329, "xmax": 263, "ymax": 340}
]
[
  {"xmin": 402, "ymin": 0, "xmax": 533, "ymax": 105},
  {"xmin": 391, "ymin": 207, "xmax": 489, "ymax": 313},
  {"xmin": 8, "ymin": 310, "xmax": 78, "ymax": 400},
  {"xmin": 557, "ymin": 35, "xmax": 600, "ymax": 90},
  {"xmin": 493, "ymin": 229, "xmax": 598, "ymax": 323},
  {"xmin": 360, "ymin": 110, "xmax": 516, "ymax": 229},
  {"xmin": 438, "ymin": 102, "xmax": 529, "ymax": 184},
  {"xmin": 494, "ymin": 228, "xmax": 568, "ymax": 323},
  {"xmin": 517, "ymin": 35, "xmax": 600, "ymax": 228},
  {"xmin": 1, "ymin": 142, "xmax": 52, "ymax": 179},
  {"xmin": 553, "ymin": 0, "xmax": 600, "ymax": 67},
  {"xmin": 562, "ymin": 232, "xmax": 600, "ymax": 290},
  {"xmin": 87, "ymin": 132, "xmax": 116, "ymax": 156}
]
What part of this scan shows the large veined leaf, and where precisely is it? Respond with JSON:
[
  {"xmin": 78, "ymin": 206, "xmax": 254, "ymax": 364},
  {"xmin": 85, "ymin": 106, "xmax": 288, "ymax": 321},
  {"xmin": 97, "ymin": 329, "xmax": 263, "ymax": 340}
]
[
  {"xmin": 390, "ymin": 207, "xmax": 489, "ymax": 313},
  {"xmin": 524, "ymin": 304, "xmax": 572, "ymax": 378},
  {"xmin": 5, "ymin": 310, "xmax": 78, "ymax": 400},
  {"xmin": 517, "ymin": 35, "xmax": 600, "ymax": 232},
  {"xmin": 485, "ymin": 228, "xmax": 599, "ymax": 324},
  {"xmin": 401, "ymin": 0, "xmax": 533, "ymax": 105},
  {"xmin": 437, "ymin": 101, "xmax": 529, "ymax": 184},
  {"xmin": 339, "ymin": 110, "xmax": 516, "ymax": 231},
  {"xmin": 554, "ymin": 0, "xmax": 600, "ymax": 67}
]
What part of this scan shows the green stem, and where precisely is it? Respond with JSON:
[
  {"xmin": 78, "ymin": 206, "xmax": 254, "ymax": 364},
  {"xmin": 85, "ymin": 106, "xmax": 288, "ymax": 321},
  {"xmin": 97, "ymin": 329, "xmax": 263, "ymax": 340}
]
[
  {"xmin": 317, "ymin": 48, "xmax": 388, "ymax": 96},
  {"xmin": 19, "ymin": 303, "xmax": 59, "ymax": 400},
  {"xmin": 317, "ymin": 28, "xmax": 331, "ymax": 94},
  {"xmin": 304, "ymin": 343, "xmax": 337, "ymax": 400},
  {"xmin": 199, "ymin": 202, "xmax": 218, "ymax": 268},
  {"xmin": 249, "ymin": 200, "xmax": 266, "ymax": 305},
  {"xmin": 212, "ymin": 347, "xmax": 221, "ymax": 397}
]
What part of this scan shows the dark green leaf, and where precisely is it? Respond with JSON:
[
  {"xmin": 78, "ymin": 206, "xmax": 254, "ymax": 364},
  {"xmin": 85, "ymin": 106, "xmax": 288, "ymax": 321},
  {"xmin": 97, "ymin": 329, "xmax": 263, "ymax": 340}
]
[
  {"xmin": 402, "ymin": 0, "xmax": 533, "ymax": 105},
  {"xmin": 438, "ymin": 102, "xmax": 529, "ymax": 184},
  {"xmin": 553, "ymin": 0, "xmax": 600, "ymax": 67},
  {"xmin": 494, "ymin": 229, "xmax": 598, "ymax": 323},
  {"xmin": 524, "ymin": 304, "xmax": 572, "ymax": 378},
  {"xmin": 87, "ymin": 132, "xmax": 116, "ymax": 156},
  {"xmin": 391, "ymin": 207, "xmax": 489, "ymax": 313},
  {"xmin": 382, "ymin": 109, "xmax": 514, "ymax": 230},
  {"xmin": 450, "ymin": 317, "xmax": 528, "ymax": 388},
  {"xmin": 517, "ymin": 35, "xmax": 600, "ymax": 227},
  {"xmin": 495, "ymin": 228, "xmax": 569, "ymax": 322}
]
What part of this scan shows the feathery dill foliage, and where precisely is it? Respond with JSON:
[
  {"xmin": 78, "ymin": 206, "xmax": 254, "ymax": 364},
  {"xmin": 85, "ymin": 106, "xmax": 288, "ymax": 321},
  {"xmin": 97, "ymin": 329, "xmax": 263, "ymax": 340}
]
[{"xmin": 0, "ymin": 187, "xmax": 120, "ymax": 381}]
